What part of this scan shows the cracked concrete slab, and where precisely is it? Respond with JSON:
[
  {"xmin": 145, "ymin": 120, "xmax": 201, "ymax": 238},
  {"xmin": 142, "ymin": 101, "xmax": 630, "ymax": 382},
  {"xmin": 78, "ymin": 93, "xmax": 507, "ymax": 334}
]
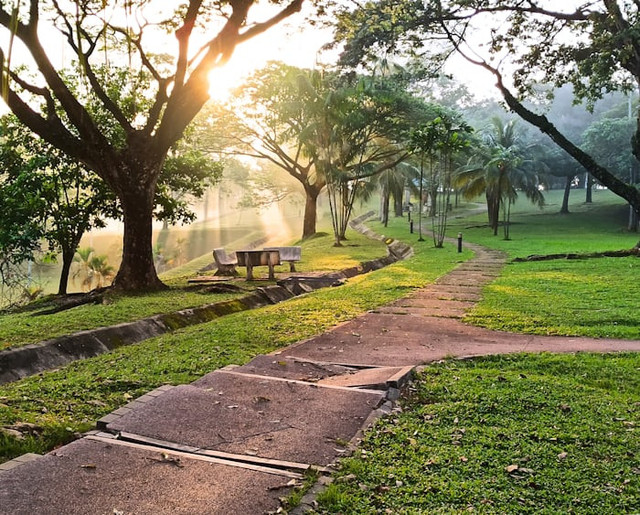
[
  {"xmin": 234, "ymin": 355, "xmax": 355, "ymax": 382},
  {"xmin": 103, "ymin": 371, "xmax": 385, "ymax": 466},
  {"xmin": 316, "ymin": 366, "xmax": 412, "ymax": 389},
  {"xmin": 373, "ymin": 306, "xmax": 467, "ymax": 318},
  {"xmin": 0, "ymin": 437, "xmax": 292, "ymax": 515}
]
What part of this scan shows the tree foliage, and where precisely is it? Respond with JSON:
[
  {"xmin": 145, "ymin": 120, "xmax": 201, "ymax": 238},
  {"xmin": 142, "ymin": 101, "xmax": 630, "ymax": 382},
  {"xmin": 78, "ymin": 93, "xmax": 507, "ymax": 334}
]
[
  {"xmin": 0, "ymin": 113, "xmax": 222, "ymax": 297},
  {"xmin": 0, "ymin": 0, "xmax": 305, "ymax": 290},
  {"xmin": 202, "ymin": 62, "xmax": 326, "ymax": 239},
  {"xmin": 330, "ymin": 0, "xmax": 640, "ymax": 226}
]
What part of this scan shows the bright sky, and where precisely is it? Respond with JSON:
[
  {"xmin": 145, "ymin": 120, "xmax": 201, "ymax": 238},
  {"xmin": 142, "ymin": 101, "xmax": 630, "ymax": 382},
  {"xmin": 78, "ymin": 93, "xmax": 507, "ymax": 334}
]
[
  {"xmin": 1, "ymin": 1, "xmax": 500, "ymax": 110},
  {"xmin": 207, "ymin": 4, "xmax": 334, "ymax": 101}
]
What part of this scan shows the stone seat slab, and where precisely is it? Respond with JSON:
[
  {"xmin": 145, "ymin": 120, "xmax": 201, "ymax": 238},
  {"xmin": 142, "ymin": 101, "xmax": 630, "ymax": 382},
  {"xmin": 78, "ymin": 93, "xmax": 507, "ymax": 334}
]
[
  {"xmin": 0, "ymin": 437, "xmax": 292, "ymax": 515},
  {"xmin": 103, "ymin": 371, "xmax": 384, "ymax": 466}
]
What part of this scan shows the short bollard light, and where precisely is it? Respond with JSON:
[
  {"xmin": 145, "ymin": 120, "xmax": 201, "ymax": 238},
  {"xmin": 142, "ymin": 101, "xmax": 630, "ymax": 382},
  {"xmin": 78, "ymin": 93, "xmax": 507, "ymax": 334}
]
[
  {"xmin": 410, "ymin": 220, "xmax": 414, "ymax": 233},
  {"xmin": 457, "ymin": 232, "xmax": 463, "ymax": 253}
]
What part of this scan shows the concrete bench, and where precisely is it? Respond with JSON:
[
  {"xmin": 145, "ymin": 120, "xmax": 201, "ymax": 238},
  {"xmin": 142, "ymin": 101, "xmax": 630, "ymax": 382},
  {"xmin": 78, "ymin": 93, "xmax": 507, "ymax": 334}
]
[
  {"xmin": 212, "ymin": 248, "xmax": 238, "ymax": 276},
  {"xmin": 236, "ymin": 249, "xmax": 281, "ymax": 281},
  {"xmin": 264, "ymin": 246, "xmax": 302, "ymax": 272}
]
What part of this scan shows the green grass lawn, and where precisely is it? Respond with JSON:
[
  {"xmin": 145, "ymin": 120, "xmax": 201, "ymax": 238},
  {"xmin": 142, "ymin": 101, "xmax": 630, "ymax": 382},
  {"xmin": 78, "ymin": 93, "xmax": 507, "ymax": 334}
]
[
  {"xmin": 317, "ymin": 352, "xmax": 640, "ymax": 514},
  {"xmin": 0, "ymin": 231, "xmax": 386, "ymax": 350},
  {"xmin": 439, "ymin": 189, "xmax": 640, "ymax": 339},
  {"xmin": 2, "ymin": 189, "xmax": 639, "ymax": 512},
  {"xmin": 447, "ymin": 189, "xmax": 638, "ymax": 257},
  {"xmin": 310, "ymin": 191, "xmax": 640, "ymax": 513},
  {"xmin": 0, "ymin": 228, "xmax": 469, "ymax": 463}
]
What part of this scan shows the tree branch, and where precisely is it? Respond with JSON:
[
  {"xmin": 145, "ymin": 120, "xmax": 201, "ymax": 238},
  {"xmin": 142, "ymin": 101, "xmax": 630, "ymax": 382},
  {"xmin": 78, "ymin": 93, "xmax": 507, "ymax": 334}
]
[
  {"xmin": 449, "ymin": 36, "xmax": 640, "ymax": 213},
  {"xmin": 0, "ymin": 4, "xmax": 111, "ymax": 154},
  {"xmin": 174, "ymin": 0, "xmax": 204, "ymax": 92},
  {"xmin": 0, "ymin": 62, "xmax": 89, "ymax": 166},
  {"xmin": 155, "ymin": 0, "xmax": 305, "ymax": 155},
  {"xmin": 238, "ymin": 0, "xmax": 304, "ymax": 43}
]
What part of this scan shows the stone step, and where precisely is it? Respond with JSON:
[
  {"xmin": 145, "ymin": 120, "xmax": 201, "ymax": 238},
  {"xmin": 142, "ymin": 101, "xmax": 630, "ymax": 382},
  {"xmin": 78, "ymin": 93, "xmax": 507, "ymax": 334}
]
[
  {"xmin": 0, "ymin": 436, "xmax": 295, "ymax": 515},
  {"xmin": 100, "ymin": 371, "xmax": 386, "ymax": 468}
]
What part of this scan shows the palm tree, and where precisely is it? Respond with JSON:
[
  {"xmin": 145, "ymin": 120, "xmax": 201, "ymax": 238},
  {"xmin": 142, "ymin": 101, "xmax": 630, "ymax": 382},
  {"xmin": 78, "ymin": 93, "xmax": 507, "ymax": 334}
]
[
  {"xmin": 89, "ymin": 255, "xmax": 115, "ymax": 289},
  {"xmin": 456, "ymin": 118, "xmax": 546, "ymax": 238},
  {"xmin": 377, "ymin": 163, "xmax": 419, "ymax": 227},
  {"xmin": 72, "ymin": 247, "xmax": 95, "ymax": 291}
]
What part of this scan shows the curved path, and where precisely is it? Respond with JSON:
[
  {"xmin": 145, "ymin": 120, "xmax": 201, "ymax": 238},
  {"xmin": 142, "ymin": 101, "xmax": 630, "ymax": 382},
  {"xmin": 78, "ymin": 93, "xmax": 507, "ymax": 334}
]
[
  {"xmin": 282, "ymin": 241, "xmax": 640, "ymax": 366},
  {"xmin": 2, "ymin": 239, "xmax": 639, "ymax": 514}
]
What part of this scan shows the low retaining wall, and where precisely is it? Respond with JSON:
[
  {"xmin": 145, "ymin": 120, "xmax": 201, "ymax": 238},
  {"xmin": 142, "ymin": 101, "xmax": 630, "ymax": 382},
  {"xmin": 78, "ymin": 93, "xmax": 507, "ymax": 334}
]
[{"xmin": 0, "ymin": 212, "xmax": 411, "ymax": 385}]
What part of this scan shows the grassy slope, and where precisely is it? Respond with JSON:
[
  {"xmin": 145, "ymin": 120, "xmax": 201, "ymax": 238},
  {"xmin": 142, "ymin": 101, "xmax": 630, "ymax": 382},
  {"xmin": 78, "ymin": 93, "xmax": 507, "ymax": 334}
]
[
  {"xmin": 443, "ymin": 190, "xmax": 640, "ymax": 339},
  {"xmin": 0, "ymin": 231, "xmax": 384, "ymax": 350},
  {"xmin": 0, "ymin": 229, "xmax": 471, "ymax": 463},
  {"xmin": 317, "ymin": 353, "xmax": 640, "ymax": 514}
]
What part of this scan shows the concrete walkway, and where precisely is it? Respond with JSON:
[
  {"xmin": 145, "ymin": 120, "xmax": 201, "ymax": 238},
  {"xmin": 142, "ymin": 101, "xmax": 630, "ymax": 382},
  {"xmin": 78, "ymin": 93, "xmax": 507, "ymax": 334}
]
[{"xmin": 2, "ymin": 241, "xmax": 639, "ymax": 514}]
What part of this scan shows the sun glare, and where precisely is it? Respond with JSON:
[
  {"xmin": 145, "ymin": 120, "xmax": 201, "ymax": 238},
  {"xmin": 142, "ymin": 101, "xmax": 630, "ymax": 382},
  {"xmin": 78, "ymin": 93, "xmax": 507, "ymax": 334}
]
[{"xmin": 208, "ymin": 62, "xmax": 248, "ymax": 103}]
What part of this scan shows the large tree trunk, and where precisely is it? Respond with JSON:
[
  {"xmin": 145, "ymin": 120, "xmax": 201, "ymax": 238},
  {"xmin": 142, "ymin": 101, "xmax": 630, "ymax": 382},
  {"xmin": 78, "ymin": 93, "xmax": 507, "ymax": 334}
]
[
  {"xmin": 302, "ymin": 185, "xmax": 321, "ymax": 239},
  {"xmin": 493, "ymin": 76, "xmax": 640, "ymax": 211},
  {"xmin": 560, "ymin": 175, "xmax": 573, "ymax": 214},
  {"xmin": 113, "ymin": 184, "xmax": 165, "ymax": 291}
]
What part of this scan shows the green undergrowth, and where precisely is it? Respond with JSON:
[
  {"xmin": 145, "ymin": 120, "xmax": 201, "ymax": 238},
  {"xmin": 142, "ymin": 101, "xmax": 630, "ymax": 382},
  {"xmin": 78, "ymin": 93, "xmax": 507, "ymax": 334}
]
[
  {"xmin": 0, "ymin": 232, "xmax": 469, "ymax": 463},
  {"xmin": 317, "ymin": 353, "xmax": 640, "ymax": 514},
  {"xmin": 0, "ymin": 231, "xmax": 385, "ymax": 350}
]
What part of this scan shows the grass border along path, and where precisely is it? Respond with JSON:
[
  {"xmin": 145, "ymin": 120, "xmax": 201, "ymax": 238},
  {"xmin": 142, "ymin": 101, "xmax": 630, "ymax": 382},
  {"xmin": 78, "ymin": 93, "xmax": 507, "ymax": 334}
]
[
  {"xmin": 0, "ymin": 231, "xmax": 387, "ymax": 351},
  {"xmin": 316, "ymin": 352, "xmax": 640, "ymax": 514},
  {"xmin": 0, "ymin": 227, "xmax": 471, "ymax": 464},
  {"xmin": 0, "ymin": 230, "xmax": 410, "ymax": 385}
]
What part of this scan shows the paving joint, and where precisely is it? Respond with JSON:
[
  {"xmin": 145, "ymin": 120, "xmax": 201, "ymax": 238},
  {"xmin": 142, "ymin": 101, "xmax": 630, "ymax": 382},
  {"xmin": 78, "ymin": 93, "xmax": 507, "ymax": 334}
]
[{"xmin": 85, "ymin": 434, "xmax": 304, "ymax": 479}]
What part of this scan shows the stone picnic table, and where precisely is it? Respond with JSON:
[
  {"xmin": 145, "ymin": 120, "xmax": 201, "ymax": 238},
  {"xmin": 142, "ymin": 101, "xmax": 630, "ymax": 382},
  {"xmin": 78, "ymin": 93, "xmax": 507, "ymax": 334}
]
[{"xmin": 235, "ymin": 249, "xmax": 281, "ymax": 281}]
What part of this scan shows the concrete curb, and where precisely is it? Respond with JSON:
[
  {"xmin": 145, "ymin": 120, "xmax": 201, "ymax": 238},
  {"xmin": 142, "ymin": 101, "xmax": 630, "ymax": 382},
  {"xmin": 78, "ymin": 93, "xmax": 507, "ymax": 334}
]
[{"xmin": 0, "ymin": 212, "xmax": 409, "ymax": 385}]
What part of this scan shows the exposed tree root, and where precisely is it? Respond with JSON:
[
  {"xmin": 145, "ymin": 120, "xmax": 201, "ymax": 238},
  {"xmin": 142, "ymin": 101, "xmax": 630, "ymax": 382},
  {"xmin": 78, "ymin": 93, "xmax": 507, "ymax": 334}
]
[
  {"xmin": 31, "ymin": 288, "xmax": 109, "ymax": 316},
  {"xmin": 512, "ymin": 248, "xmax": 640, "ymax": 262}
]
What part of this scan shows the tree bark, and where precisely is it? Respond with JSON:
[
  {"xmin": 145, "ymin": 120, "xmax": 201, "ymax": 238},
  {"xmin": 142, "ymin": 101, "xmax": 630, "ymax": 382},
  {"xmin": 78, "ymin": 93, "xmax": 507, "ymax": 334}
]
[
  {"xmin": 487, "ymin": 192, "xmax": 500, "ymax": 235},
  {"xmin": 302, "ymin": 184, "xmax": 321, "ymax": 239},
  {"xmin": 585, "ymin": 173, "xmax": 593, "ymax": 203},
  {"xmin": 382, "ymin": 189, "xmax": 390, "ymax": 227},
  {"xmin": 113, "ymin": 183, "xmax": 165, "ymax": 291},
  {"xmin": 57, "ymin": 247, "xmax": 75, "ymax": 295},
  {"xmin": 428, "ymin": 187, "xmax": 437, "ymax": 217},
  {"xmin": 393, "ymin": 191, "xmax": 403, "ymax": 217},
  {"xmin": 560, "ymin": 175, "xmax": 572, "ymax": 214}
]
